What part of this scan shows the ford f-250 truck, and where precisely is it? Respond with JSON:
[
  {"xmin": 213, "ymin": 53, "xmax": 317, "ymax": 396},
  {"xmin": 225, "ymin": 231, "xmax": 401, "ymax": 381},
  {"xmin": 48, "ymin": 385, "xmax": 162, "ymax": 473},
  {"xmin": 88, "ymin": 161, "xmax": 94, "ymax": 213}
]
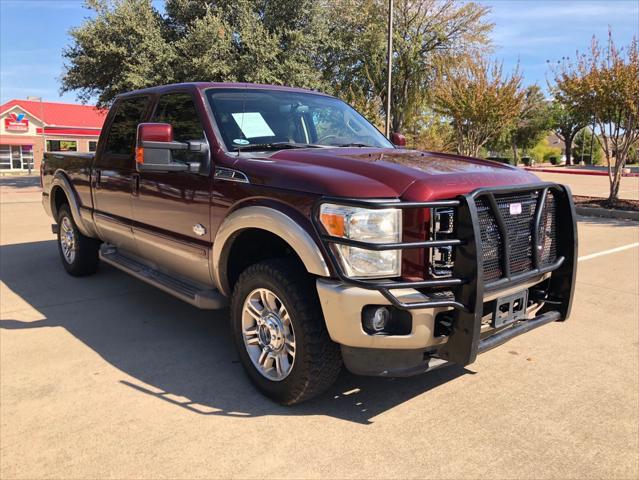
[{"xmin": 41, "ymin": 83, "xmax": 577, "ymax": 405}]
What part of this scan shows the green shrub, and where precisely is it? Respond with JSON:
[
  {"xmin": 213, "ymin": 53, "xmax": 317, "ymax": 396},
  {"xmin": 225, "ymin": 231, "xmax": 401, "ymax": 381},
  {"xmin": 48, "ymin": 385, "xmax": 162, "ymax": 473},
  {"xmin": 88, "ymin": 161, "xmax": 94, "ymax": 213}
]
[
  {"xmin": 530, "ymin": 138, "xmax": 562, "ymax": 164},
  {"xmin": 573, "ymin": 129, "xmax": 603, "ymax": 164},
  {"xmin": 627, "ymin": 145, "xmax": 638, "ymax": 164},
  {"xmin": 487, "ymin": 156, "xmax": 515, "ymax": 165},
  {"xmin": 573, "ymin": 154, "xmax": 603, "ymax": 165}
]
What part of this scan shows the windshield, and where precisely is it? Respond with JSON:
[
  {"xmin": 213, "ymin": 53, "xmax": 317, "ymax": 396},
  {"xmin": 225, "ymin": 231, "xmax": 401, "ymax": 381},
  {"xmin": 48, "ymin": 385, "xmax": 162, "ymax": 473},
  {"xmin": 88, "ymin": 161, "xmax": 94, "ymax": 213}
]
[{"xmin": 206, "ymin": 88, "xmax": 393, "ymax": 151}]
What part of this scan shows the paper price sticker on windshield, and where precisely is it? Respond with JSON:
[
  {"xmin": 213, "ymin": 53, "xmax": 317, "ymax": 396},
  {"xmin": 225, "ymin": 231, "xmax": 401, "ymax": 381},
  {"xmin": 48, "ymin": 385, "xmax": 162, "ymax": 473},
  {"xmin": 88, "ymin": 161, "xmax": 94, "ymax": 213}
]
[{"xmin": 231, "ymin": 112, "xmax": 275, "ymax": 139}]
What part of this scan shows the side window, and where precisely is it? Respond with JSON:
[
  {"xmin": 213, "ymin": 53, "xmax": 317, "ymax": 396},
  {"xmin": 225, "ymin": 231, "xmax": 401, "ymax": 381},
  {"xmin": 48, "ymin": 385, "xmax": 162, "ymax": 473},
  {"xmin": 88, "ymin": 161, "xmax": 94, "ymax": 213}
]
[
  {"xmin": 310, "ymin": 108, "xmax": 369, "ymax": 145},
  {"xmin": 152, "ymin": 93, "xmax": 206, "ymax": 164},
  {"xmin": 104, "ymin": 96, "xmax": 149, "ymax": 157}
]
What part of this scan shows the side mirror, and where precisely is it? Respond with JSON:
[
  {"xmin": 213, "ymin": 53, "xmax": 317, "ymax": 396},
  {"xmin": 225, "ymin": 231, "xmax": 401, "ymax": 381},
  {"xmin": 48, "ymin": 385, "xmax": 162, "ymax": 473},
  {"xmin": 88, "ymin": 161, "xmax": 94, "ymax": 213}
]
[
  {"xmin": 390, "ymin": 132, "xmax": 406, "ymax": 147},
  {"xmin": 136, "ymin": 123, "xmax": 189, "ymax": 172}
]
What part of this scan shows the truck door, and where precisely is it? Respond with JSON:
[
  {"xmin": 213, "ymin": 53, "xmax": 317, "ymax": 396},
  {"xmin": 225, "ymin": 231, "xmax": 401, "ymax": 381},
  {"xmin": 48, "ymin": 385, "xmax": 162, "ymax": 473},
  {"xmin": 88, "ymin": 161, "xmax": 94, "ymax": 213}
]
[
  {"xmin": 93, "ymin": 95, "xmax": 150, "ymax": 254},
  {"xmin": 131, "ymin": 91, "xmax": 213, "ymax": 286}
]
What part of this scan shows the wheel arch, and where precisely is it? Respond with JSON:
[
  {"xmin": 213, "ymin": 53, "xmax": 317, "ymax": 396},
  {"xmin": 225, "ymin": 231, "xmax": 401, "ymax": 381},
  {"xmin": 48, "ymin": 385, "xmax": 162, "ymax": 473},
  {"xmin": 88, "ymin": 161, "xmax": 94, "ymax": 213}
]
[
  {"xmin": 212, "ymin": 206, "xmax": 330, "ymax": 296},
  {"xmin": 50, "ymin": 172, "xmax": 95, "ymax": 237}
]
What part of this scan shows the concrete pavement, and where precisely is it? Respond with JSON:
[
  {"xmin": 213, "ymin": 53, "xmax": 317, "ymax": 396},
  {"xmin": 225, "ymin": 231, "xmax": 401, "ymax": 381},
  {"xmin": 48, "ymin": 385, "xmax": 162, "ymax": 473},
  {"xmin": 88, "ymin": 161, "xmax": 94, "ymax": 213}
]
[
  {"xmin": 532, "ymin": 170, "xmax": 639, "ymax": 200},
  {"xmin": 1, "ymin": 178, "xmax": 638, "ymax": 479}
]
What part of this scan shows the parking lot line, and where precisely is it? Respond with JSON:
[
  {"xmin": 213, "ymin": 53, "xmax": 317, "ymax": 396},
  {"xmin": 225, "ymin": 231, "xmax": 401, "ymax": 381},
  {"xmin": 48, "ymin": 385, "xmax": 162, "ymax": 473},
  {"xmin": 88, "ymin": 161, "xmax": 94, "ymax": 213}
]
[{"xmin": 578, "ymin": 242, "xmax": 639, "ymax": 262}]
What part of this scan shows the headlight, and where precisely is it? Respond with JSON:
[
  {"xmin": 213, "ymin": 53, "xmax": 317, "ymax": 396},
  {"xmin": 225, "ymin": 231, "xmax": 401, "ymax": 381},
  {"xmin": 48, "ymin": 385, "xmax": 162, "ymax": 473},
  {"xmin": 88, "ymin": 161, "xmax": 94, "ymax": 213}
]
[{"xmin": 320, "ymin": 203, "xmax": 401, "ymax": 277}]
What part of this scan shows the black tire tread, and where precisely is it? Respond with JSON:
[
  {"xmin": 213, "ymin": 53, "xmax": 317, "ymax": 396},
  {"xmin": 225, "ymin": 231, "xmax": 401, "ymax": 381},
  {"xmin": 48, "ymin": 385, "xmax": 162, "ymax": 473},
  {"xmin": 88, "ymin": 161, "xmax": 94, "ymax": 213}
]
[
  {"xmin": 231, "ymin": 258, "xmax": 341, "ymax": 405},
  {"xmin": 57, "ymin": 204, "xmax": 100, "ymax": 276}
]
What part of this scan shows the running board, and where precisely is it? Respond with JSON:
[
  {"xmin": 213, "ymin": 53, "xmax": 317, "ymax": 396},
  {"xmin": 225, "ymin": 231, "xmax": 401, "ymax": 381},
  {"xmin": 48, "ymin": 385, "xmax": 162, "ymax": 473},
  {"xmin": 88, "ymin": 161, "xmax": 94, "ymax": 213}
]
[{"xmin": 100, "ymin": 246, "xmax": 227, "ymax": 310}]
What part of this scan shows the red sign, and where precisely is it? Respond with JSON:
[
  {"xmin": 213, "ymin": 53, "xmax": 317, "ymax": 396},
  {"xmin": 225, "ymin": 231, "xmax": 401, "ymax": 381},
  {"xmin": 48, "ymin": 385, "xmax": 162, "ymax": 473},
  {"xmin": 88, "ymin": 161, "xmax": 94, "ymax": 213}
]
[{"xmin": 4, "ymin": 112, "xmax": 29, "ymax": 132}]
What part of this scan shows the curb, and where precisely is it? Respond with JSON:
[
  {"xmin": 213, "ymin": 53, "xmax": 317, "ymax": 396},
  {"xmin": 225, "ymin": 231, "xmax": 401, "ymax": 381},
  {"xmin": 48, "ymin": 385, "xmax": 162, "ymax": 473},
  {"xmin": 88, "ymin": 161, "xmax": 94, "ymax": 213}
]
[
  {"xmin": 524, "ymin": 167, "xmax": 639, "ymax": 177},
  {"xmin": 575, "ymin": 206, "xmax": 639, "ymax": 221}
]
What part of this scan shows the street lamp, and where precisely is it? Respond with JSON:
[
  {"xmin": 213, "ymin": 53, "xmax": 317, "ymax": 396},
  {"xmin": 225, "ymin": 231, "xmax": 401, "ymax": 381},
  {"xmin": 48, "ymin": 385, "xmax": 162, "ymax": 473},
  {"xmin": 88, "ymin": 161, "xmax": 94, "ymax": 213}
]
[{"xmin": 385, "ymin": 0, "xmax": 394, "ymax": 138}]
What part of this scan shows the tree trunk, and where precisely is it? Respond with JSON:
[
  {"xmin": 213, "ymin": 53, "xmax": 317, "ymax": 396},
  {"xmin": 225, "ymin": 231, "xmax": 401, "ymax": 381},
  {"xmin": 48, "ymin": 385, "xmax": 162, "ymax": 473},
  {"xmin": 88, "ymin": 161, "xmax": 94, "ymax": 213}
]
[
  {"xmin": 608, "ymin": 150, "xmax": 627, "ymax": 204},
  {"xmin": 608, "ymin": 169, "xmax": 621, "ymax": 204},
  {"xmin": 564, "ymin": 134, "xmax": 573, "ymax": 166},
  {"xmin": 511, "ymin": 142, "xmax": 519, "ymax": 165},
  {"xmin": 392, "ymin": 115, "xmax": 402, "ymax": 135}
]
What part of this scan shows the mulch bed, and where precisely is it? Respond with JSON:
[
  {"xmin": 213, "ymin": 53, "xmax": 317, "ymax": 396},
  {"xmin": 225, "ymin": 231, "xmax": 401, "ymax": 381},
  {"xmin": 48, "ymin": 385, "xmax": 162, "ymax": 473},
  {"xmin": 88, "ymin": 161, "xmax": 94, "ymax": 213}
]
[{"xmin": 573, "ymin": 195, "xmax": 639, "ymax": 212}]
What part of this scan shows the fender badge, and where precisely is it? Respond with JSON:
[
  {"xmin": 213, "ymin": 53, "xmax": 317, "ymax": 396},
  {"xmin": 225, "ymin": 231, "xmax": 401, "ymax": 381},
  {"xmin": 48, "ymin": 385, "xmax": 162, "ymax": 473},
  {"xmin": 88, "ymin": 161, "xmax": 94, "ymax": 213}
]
[
  {"xmin": 193, "ymin": 224, "xmax": 207, "ymax": 236},
  {"xmin": 509, "ymin": 203, "xmax": 522, "ymax": 215}
]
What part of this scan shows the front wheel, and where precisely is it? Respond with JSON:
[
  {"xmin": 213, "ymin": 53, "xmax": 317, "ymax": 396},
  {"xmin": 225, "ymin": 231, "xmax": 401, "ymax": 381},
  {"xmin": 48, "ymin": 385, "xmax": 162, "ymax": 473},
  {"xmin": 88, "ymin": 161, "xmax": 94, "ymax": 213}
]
[{"xmin": 231, "ymin": 259, "xmax": 341, "ymax": 405}]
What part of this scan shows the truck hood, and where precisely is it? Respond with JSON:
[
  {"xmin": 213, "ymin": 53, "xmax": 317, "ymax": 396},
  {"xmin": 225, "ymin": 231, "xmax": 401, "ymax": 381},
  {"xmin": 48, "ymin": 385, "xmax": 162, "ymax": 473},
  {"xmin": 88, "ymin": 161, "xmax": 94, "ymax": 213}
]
[{"xmin": 236, "ymin": 147, "xmax": 540, "ymax": 200}]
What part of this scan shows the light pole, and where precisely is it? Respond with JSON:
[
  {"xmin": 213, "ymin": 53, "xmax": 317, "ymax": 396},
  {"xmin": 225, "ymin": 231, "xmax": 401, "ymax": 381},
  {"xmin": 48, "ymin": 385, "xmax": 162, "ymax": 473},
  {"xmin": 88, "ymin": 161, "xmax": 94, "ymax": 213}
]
[
  {"xmin": 588, "ymin": 116, "xmax": 596, "ymax": 165},
  {"xmin": 385, "ymin": 0, "xmax": 394, "ymax": 138}
]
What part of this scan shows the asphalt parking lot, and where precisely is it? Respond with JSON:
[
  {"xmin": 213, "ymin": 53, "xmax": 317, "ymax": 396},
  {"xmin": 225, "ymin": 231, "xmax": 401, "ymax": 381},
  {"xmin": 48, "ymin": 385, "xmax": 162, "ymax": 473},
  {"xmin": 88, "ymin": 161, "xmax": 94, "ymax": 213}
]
[{"xmin": 1, "ymin": 176, "xmax": 638, "ymax": 479}]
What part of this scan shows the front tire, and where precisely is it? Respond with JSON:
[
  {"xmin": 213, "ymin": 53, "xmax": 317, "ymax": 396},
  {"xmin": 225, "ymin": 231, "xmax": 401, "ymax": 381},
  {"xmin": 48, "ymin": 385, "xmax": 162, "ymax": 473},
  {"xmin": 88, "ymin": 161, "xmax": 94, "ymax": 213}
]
[
  {"xmin": 231, "ymin": 258, "xmax": 341, "ymax": 405},
  {"xmin": 57, "ymin": 204, "xmax": 100, "ymax": 276}
]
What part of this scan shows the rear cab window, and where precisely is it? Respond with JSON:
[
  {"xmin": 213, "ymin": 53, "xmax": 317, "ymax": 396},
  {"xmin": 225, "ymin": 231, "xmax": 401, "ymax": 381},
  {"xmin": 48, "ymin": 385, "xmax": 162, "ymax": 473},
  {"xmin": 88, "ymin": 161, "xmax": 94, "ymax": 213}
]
[
  {"xmin": 99, "ymin": 96, "xmax": 150, "ymax": 169},
  {"xmin": 151, "ymin": 92, "xmax": 208, "ymax": 167}
]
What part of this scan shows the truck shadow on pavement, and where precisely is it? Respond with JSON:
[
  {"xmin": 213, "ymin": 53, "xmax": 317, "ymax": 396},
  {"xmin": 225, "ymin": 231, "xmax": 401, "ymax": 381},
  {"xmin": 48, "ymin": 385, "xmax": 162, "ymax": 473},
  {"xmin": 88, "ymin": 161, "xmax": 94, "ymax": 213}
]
[
  {"xmin": 0, "ymin": 175, "xmax": 41, "ymax": 189},
  {"xmin": 0, "ymin": 240, "xmax": 471, "ymax": 425}
]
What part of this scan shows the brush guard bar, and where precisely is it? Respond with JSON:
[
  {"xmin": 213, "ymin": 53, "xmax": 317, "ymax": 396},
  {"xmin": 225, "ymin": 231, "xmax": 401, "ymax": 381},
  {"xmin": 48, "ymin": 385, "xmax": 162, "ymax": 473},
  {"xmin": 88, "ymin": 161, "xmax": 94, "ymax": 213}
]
[{"xmin": 313, "ymin": 182, "xmax": 578, "ymax": 365}]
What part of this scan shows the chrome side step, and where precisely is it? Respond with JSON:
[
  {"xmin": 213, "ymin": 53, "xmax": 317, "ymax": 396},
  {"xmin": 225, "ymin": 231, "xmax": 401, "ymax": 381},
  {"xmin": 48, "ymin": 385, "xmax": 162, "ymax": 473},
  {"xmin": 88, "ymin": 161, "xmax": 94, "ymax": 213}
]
[{"xmin": 100, "ymin": 246, "xmax": 227, "ymax": 310}]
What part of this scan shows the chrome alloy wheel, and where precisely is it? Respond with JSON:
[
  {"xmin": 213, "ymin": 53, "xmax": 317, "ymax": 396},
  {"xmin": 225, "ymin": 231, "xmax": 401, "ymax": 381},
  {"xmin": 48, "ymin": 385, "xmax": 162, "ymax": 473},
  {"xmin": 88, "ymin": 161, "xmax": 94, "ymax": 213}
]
[
  {"xmin": 59, "ymin": 216, "xmax": 76, "ymax": 264},
  {"xmin": 242, "ymin": 288, "xmax": 296, "ymax": 381}
]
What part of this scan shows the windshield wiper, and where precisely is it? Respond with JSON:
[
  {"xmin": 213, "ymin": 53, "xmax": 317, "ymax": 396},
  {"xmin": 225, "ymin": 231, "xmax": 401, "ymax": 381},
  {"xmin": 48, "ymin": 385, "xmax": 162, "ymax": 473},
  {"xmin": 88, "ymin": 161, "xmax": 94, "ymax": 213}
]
[
  {"xmin": 331, "ymin": 143, "xmax": 375, "ymax": 148},
  {"xmin": 235, "ymin": 142, "xmax": 324, "ymax": 152}
]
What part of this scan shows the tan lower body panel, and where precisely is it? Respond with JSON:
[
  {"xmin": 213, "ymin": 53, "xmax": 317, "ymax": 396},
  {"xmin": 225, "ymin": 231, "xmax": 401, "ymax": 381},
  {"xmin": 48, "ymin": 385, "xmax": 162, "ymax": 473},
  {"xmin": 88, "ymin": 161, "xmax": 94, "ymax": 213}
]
[{"xmin": 316, "ymin": 273, "xmax": 550, "ymax": 350}]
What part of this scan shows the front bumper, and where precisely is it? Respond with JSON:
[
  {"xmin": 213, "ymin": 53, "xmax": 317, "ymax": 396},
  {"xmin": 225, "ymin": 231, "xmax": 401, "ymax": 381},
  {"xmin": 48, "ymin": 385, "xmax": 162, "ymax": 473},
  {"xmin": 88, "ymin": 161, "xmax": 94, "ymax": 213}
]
[
  {"xmin": 313, "ymin": 182, "xmax": 578, "ymax": 373},
  {"xmin": 317, "ymin": 273, "xmax": 555, "ymax": 375}
]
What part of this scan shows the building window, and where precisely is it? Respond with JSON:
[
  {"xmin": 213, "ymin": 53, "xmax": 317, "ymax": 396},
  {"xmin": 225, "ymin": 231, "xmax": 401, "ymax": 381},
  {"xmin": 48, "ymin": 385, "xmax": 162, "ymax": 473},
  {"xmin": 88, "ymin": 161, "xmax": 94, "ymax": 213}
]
[
  {"xmin": 0, "ymin": 146, "xmax": 9, "ymax": 169},
  {"xmin": 89, "ymin": 141, "xmax": 98, "ymax": 152},
  {"xmin": 22, "ymin": 145, "xmax": 34, "ymax": 170},
  {"xmin": 0, "ymin": 145, "xmax": 34, "ymax": 170},
  {"xmin": 47, "ymin": 140, "xmax": 77, "ymax": 152}
]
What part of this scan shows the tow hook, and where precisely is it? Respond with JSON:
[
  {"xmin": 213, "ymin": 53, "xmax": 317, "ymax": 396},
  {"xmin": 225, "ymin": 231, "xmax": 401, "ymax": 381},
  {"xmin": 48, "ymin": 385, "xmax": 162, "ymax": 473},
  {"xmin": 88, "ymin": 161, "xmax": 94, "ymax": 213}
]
[
  {"xmin": 529, "ymin": 289, "xmax": 562, "ymax": 305},
  {"xmin": 434, "ymin": 312, "xmax": 454, "ymax": 337}
]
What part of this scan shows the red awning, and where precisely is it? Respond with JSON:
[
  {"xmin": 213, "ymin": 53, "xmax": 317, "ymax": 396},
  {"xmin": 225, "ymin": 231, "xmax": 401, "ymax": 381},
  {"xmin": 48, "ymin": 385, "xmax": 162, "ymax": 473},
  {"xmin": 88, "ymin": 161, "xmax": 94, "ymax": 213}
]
[{"xmin": 43, "ymin": 127, "xmax": 101, "ymax": 137}]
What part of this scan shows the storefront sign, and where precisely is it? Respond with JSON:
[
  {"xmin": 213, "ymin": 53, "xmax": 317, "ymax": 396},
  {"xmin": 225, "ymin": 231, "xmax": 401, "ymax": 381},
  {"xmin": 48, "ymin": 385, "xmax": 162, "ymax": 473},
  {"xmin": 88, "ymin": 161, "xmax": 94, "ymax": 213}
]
[{"xmin": 4, "ymin": 112, "xmax": 29, "ymax": 132}]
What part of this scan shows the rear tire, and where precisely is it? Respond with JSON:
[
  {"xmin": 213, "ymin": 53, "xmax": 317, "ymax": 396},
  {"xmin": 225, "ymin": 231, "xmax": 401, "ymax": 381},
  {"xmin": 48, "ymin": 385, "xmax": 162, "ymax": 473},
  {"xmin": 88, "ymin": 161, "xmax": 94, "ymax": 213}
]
[
  {"xmin": 57, "ymin": 204, "xmax": 100, "ymax": 276},
  {"xmin": 231, "ymin": 258, "xmax": 342, "ymax": 405}
]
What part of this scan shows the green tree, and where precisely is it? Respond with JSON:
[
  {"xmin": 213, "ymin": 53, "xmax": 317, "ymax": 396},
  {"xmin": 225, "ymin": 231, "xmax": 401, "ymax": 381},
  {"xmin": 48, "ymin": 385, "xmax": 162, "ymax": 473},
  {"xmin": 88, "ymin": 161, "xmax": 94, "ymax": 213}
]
[
  {"xmin": 553, "ymin": 31, "xmax": 639, "ymax": 203},
  {"xmin": 62, "ymin": 0, "xmax": 330, "ymax": 106},
  {"xmin": 431, "ymin": 57, "xmax": 525, "ymax": 157},
  {"xmin": 508, "ymin": 85, "xmax": 551, "ymax": 163},
  {"xmin": 326, "ymin": 0, "xmax": 492, "ymax": 134},
  {"xmin": 62, "ymin": 0, "xmax": 177, "ymax": 106},
  {"xmin": 405, "ymin": 110, "xmax": 455, "ymax": 152},
  {"xmin": 547, "ymin": 98, "xmax": 589, "ymax": 166},
  {"xmin": 573, "ymin": 127, "xmax": 603, "ymax": 164}
]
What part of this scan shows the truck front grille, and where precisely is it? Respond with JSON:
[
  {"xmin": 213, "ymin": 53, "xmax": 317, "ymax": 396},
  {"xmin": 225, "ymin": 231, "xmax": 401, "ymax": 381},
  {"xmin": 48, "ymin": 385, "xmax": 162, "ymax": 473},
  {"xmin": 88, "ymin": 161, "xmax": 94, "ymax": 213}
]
[{"xmin": 476, "ymin": 190, "xmax": 557, "ymax": 281}]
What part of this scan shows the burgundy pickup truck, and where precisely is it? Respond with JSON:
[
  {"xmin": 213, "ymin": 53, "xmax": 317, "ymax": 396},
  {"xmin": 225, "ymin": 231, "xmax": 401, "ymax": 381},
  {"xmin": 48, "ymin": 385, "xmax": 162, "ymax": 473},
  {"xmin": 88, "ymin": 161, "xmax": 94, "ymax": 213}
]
[{"xmin": 41, "ymin": 82, "xmax": 577, "ymax": 404}]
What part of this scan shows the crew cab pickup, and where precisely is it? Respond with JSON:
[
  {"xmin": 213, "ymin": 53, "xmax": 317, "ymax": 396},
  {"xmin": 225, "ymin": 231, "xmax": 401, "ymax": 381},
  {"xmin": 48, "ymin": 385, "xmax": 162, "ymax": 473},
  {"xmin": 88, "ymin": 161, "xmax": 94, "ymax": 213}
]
[{"xmin": 41, "ymin": 83, "xmax": 577, "ymax": 404}]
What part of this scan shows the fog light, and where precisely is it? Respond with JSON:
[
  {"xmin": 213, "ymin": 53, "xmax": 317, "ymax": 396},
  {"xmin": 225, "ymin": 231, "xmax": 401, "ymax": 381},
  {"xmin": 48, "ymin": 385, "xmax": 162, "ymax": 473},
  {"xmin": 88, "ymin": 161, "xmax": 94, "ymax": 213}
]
[
  {"xmin": 367, "ymin": 306, "xmax": 390, "ymax": 332},
  {"xmin": 362, "ymin": 305, "xmax": 412, "ymax": 335}
]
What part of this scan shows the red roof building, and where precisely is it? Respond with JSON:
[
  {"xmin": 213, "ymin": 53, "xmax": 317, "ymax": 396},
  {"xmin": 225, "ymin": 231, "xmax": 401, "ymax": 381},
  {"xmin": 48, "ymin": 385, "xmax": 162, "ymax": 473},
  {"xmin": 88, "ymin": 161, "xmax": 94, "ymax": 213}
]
[{"xmin": 0, "ymin": 98, "xmax": 107, "ymax": 172}]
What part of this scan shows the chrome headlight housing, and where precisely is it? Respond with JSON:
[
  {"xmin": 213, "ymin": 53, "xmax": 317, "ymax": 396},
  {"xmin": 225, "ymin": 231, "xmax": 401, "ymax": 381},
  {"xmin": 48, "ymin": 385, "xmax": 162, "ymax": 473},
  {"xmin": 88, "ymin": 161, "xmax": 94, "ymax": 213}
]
[{"xmin": 319, "ymin": 203, "xmax": 402, "ymax": 278}]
